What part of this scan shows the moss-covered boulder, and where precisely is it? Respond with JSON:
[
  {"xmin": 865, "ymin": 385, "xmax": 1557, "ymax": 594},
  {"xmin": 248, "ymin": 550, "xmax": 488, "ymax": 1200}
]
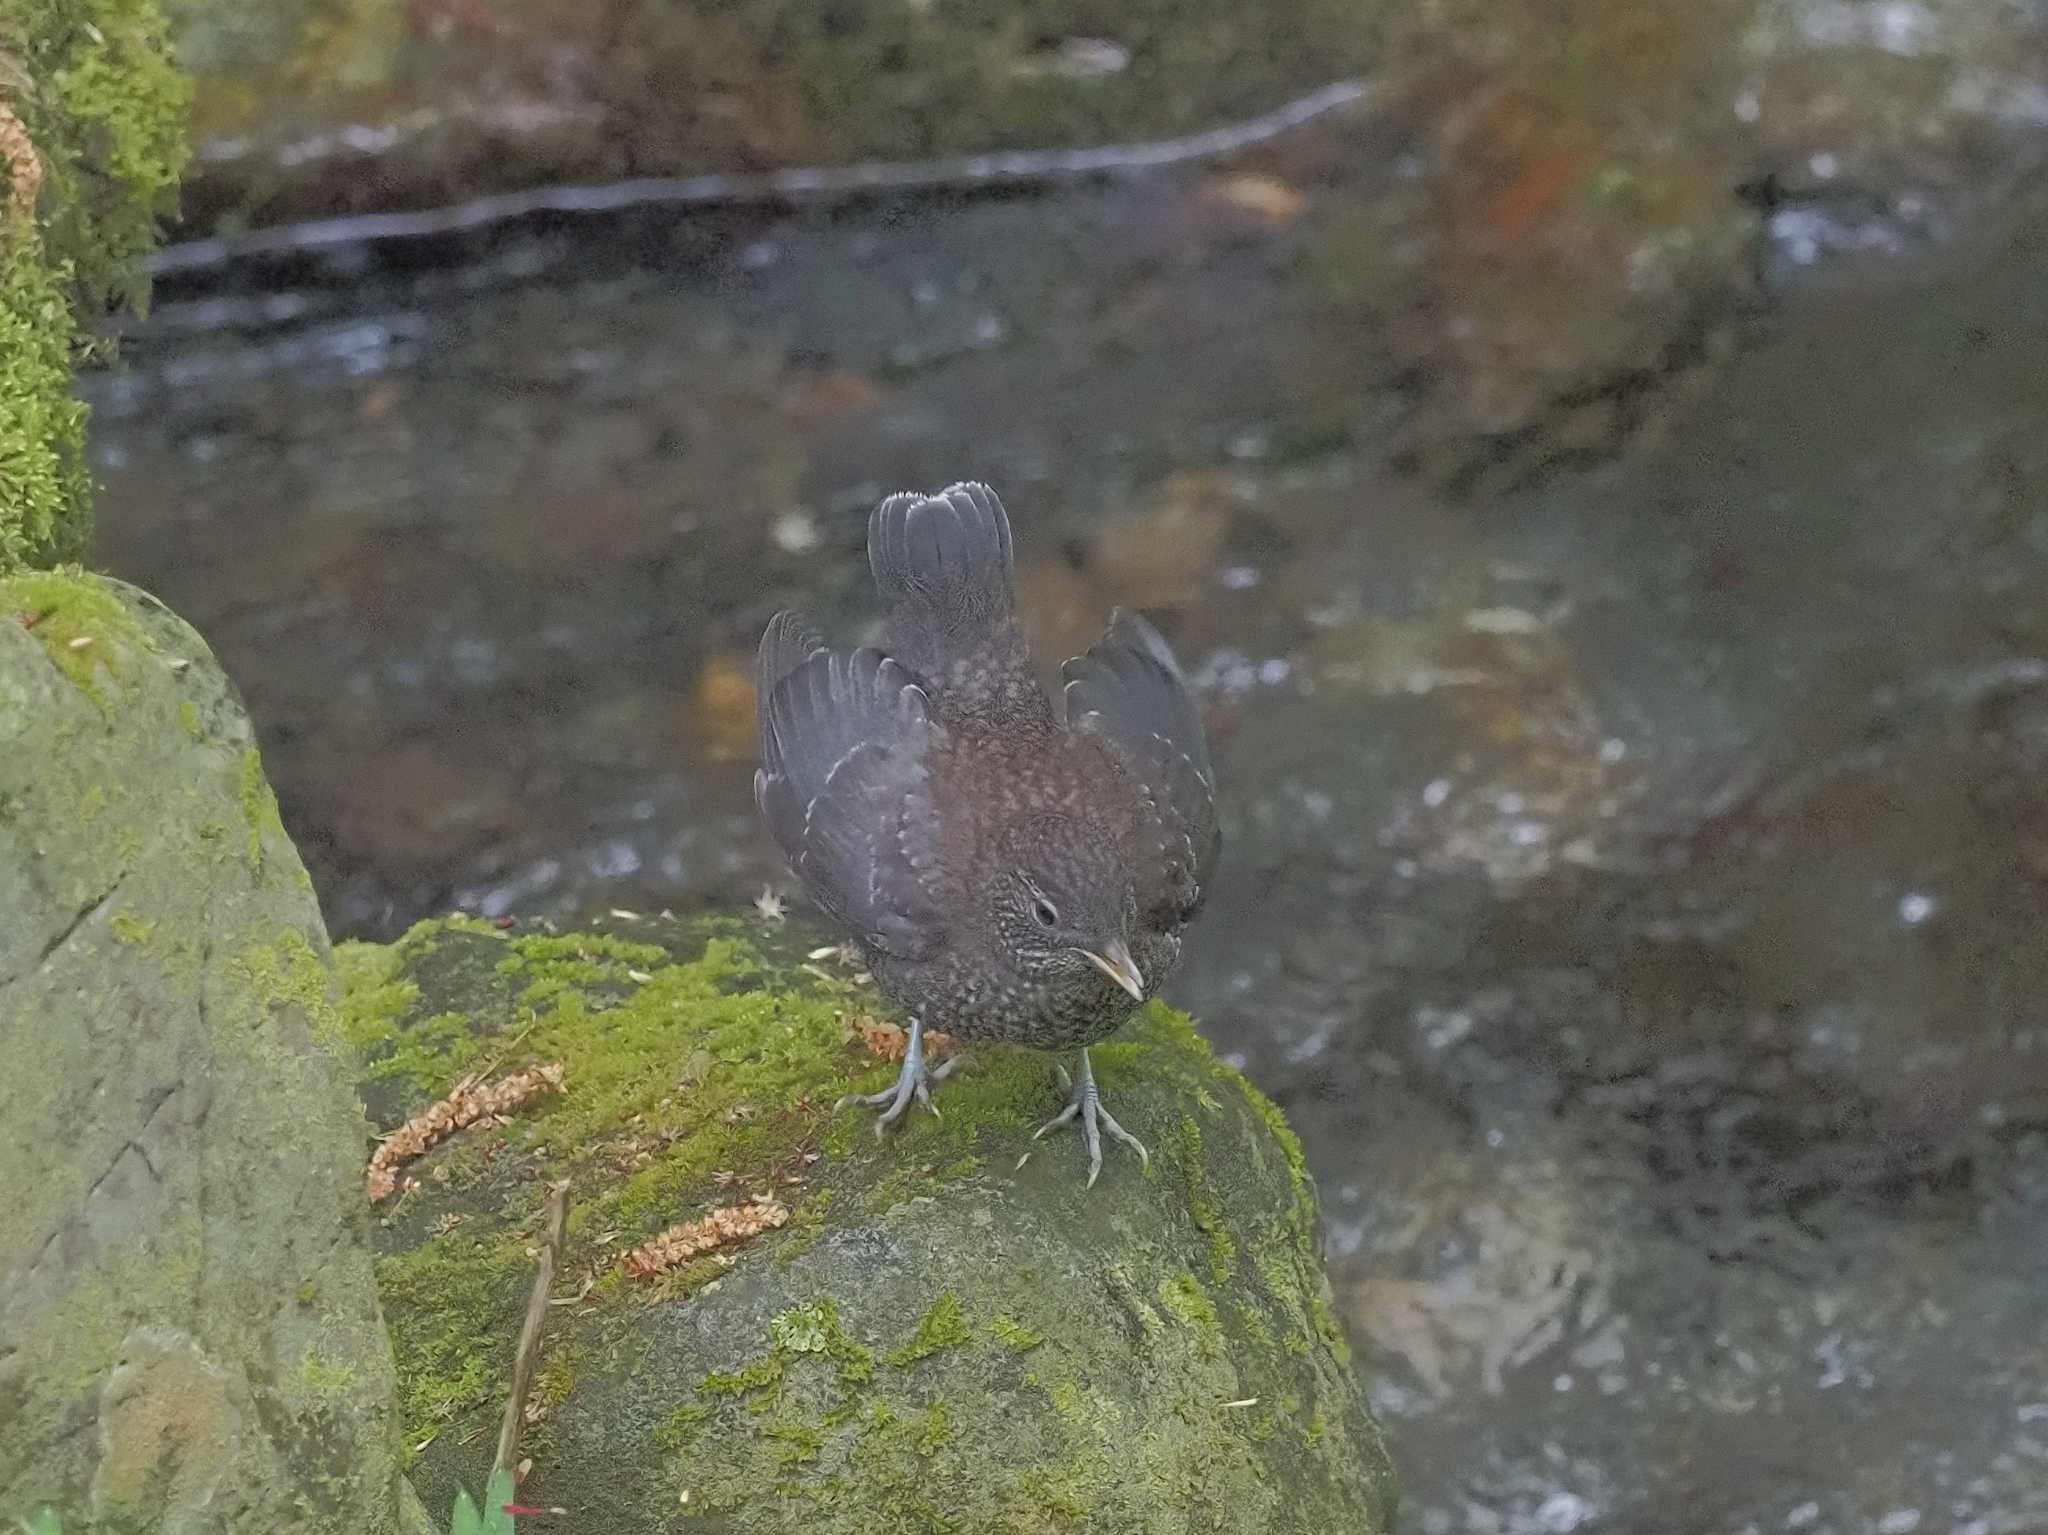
[
  {"xmin": 345, "ymin": 915, "xmax": 1396, "ymax": 1532},
  {"xmin": 0, "ymin": 571, "xmax": 426, "ymax": 1533}
]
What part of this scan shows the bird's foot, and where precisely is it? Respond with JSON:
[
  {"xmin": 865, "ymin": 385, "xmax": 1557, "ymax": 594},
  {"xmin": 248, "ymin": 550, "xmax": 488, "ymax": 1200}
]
[
  {"xmin": 835, "ymin": 1017, "xmax": 960, "ymax": 1135},
  {"xmin": 1022, "ymin": 1047, "xmax": 1150, "ymax": 1188}
]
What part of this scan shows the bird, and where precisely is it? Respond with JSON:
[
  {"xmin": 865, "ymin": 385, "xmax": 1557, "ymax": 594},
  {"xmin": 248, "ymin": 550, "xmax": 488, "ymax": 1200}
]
[{"xmin": 753, "ymin": 481, "xmax": 1220, "ymax": 1185}]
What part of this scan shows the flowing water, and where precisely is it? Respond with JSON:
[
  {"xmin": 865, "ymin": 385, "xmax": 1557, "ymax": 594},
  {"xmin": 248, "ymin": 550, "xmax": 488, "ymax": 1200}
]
[{"xmin": 86, "ymin": 109, "xmax": 2048, "ymax": 1533}]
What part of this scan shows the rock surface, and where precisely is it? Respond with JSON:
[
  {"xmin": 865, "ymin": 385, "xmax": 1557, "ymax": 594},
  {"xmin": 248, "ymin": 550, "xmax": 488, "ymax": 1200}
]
[
  {"xmin": 344, "ymin": 914, "xmax": 1396, "ymax": 1533},
  {"xmin": 0, "ymin": 571, "xmax": 427, "ymax": 1534}
]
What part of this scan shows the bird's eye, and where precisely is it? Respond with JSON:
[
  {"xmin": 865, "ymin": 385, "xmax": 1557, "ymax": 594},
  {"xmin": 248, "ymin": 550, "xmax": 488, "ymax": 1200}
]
[{"xmin": 1031, "ymin": 897, "xmax": 1059, "ymax": 928}]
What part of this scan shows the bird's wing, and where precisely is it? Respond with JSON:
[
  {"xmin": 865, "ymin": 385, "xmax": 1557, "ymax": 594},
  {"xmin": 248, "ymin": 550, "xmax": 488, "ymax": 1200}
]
[
  {"xmin": 1062, "ymin": 609, "xmax": 1220, "ymax": 925},
  {"xmin": 757, "ymin": 609, "xmax": 826, "ymax": 694},
  {"xmin": 755, "ymin": 622, "xmax": 947, "ymax": 960}
]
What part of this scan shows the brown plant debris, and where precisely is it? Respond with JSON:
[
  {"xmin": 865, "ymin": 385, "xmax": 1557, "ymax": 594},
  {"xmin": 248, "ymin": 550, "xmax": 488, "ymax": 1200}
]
[
  {"xmin": 0, "ymin": 100, "xmax": 39, "ymax": 219},
  {"xmin": 619, "ymin": 1193, "xmax": 789, "ymax": 1279},
  {"xmin": 847, "ymin": 1012, "xmax": 956, "ymax": 1063},
  {"xmin": 366, "ymin": 1062, "xmax": 566, "ymax": 1202}
]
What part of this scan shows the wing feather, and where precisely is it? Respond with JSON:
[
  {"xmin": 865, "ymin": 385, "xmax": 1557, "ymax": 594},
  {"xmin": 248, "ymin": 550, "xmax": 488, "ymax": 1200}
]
[
  {"xmin": 1062, "ymin": 610, "xmax": 1220, "ymax": 924},
  {"xmin": 754, "ymin": 621, "xmax": 945, "ymax": 958}
]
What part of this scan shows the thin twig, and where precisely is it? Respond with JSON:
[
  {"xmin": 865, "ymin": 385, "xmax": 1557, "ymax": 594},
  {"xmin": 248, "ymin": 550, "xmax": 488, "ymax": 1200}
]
[
  {"xmin": 147, "ymin": 78, "xmax": 1369, "ymax": 275},
  {"xmin": 495, "ymin": 1178, "xmax": 570, "ymax": 1479}
]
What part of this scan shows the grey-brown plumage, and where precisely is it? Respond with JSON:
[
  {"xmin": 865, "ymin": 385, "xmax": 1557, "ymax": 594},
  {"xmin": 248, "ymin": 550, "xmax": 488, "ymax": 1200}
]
[{"xmin": 755, "ymin": 481, "xmax": 1219, "ymax": 1183}]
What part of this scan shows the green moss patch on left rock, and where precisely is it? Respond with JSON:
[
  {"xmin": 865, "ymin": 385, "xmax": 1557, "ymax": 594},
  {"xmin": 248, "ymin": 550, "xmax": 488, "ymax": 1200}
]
[{"xmin": 0, "ymin": 565, "xmax": 162, "ymax": 703}]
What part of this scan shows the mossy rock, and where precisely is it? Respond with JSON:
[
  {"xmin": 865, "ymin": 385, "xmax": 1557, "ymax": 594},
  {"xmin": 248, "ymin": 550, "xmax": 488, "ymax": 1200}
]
[
  {"xmin": 346, "ymin": 915, "xmax": 1397, "ymax": 1532},
  {"xmin": 0, "ymin": 0, "xmax": 191, "ymax": 574},
  {"xmin": 0, "ymin": 571, "xmax": 427, "ymax": 1533}
]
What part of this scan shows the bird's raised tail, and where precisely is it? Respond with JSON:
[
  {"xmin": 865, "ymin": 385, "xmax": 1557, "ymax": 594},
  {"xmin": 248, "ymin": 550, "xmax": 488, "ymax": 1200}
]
[{"xmin": 868, "ymin": 481, "xmax": 1016, "ymax": 676}]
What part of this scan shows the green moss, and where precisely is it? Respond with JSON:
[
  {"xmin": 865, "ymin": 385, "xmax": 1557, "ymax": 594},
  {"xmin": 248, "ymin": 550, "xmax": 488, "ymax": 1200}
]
[
  {"xmin": 109, "ymin": 910, "xmax": 155, "ymax": 945},
  {"xmin": 1012, "ymin": 1468, "xmax": 1092, "ymax": 1527},
  {"xmin": 686, "ymin": 1297, "xmax": 891, "ymax": 1476},
  {"xmin": 655, "ymin": 1402, "xmax": 712, "ymax": 1450},
  {"xmin": 861, "ymin": 1163, "xmax": 926, "ymax": 1215},
  {"xmin": 1156, "ymin": 1271, "xmax": 1221, "ymax": 1356},
  {"xmin": 1234, "ymin": 1300, "xmax": 1278, "ymax": 1353},
  {"xmin": 177, "ymin": 697, "xmax": 200, "ymax": 738},
  {"xmin": 671, "ymin": 1293, "xmax": 1141, "ymax": 1526},
  {"xmin": 376, "ymin": 1235, "xmax": 532, "ymax": 1435},
  {"xmin": 356, "ymin": 1010, "xmax": 471, "ymax": 1088},
  {"xmin": 644, "ymin": 1253, "xmax": 729, "ymax": 1301},
  {"xmin": 1103, "ymin": 1262, "xmax": 1166, "ymax": 1346},
  {"xmin": 0, "ymin": 568, "xmax": 159, "ymax": 703},
  {"xmin": 227, "ymin": 928, "xmax": 345, "ymax": 1054},
  {"xmin": 494, "ymin": 930, "xmax": 670, "ymax": 1011},
  {"xmin": 774, "ymin": 1187, "xmax": 835, "ymax": 1266},
  {"xmin": 700, "ymin": 1353, "xmax": 785, "ymax": 1401},
  {"xmin": 236, "ymin": 745, "xmax": 282, "ymax": 869},
  {"xmin": 333, "ymin": 939, "xmax": 421, "ymax": 1057},
  {"xmin": 0, "ymin": 226, "xmax": 89, "ymax": 572},
  {"xmin": 1309, "ymin": 1292, "xmax": 1352, "ymax": 1368},
  {"xmin": 1046, "ymin": 1379, "xmax": 1088, "ymax": 1427},
  {"xmin": 1213, "ymin": 1063, "xmax": 1317, "ymax": 1254},
  {"xmin": 298, "ymin": 1348, "xmax": 361, "ymax": 1402},
  {"xmin": 886, "ymin": 1291, "xmax": 970, "ymax": 1368},
  {"xmin": 767, "ymin": 1299, "xmax": 875, "ymax": 1389},
  {"xmin": 763, "ymin": 1417, "xmax": 827, "ymax": 1466},
  {"xmin": 0, "ymin": 0, "xmax": 191, "ymax": 574},
  {"xmin": 910, "ymin": 1401, "xmax": 954, "ymax": 1457},
  {"xmin": 524, "ymin": 1342, "xmax": 581, "ymax": 1432},
  {"xmin": 986, "ymin": 1314, "xmax": 1043, "ymax": 1353},
  {"xmin": 16, "ymin": 0, "xmax": 192, "ymax": 296},
  {"xmin": 1178, "ymin": 1115, "xmax": 1238, "ymax": 1285}
]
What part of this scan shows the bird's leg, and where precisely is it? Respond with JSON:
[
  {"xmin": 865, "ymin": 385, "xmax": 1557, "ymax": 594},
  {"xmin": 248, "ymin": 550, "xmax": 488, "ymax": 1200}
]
[
  {"xmin": 836, "ymin": 1016, "xmax": 960, "ymax": 1135},
  {"xmin": 1030, "ymin": 1047, "xmax": 1150, "ymax": 1188}
]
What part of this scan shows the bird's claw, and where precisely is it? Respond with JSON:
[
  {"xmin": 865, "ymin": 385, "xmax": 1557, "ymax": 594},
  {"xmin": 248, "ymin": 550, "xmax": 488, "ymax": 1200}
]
[
  {"xmin": 1032, "ymin": 1048, "xmax": 1149, "ymax": 1188},
  {"xmin": 835, "ymin": 1020, "xmax": 959, "ymax": 1134}
]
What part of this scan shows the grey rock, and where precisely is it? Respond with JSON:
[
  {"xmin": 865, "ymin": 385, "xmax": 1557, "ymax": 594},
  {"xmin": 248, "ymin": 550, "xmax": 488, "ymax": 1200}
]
[
  {"xmin": 0, "ymin": 572, "xmax": 428, "ymax": 1534},
  {"xmin": 348, "ymin": 913, "xmax": 1396, "ymax": 1533}
]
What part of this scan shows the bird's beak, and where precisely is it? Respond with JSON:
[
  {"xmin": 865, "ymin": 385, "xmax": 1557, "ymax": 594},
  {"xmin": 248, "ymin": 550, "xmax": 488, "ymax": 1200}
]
[{"xmin": 1081, "ymin": 938, "xmax": 1146, "ymax": 1002}]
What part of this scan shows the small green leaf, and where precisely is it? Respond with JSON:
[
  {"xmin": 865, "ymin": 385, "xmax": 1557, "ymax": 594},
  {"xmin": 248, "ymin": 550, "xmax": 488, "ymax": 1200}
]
[
  {"xmin": 482, "ymin": 1468, "xmax": 519, "ymax": 1534},
  {"xmin": 447, "ymin": 1487, "xmax": 484, "ymax": 1535},
  {"xmin": 19, "ymin": 1514, "xmax": 64, "ymax": 1535}
]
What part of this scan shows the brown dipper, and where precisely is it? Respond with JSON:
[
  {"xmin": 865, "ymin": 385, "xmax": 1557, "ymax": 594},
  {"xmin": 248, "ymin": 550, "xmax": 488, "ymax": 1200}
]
[{"xmin": 755, "ymin": 482, "xmax": 1219, "ymax": 1183}]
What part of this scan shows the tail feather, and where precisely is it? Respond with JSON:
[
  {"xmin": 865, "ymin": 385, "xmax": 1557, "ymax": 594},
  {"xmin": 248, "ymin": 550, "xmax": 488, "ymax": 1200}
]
[{"xmin": 867, "ymin": 482, "xmax": 1015, "ymax": 670}]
